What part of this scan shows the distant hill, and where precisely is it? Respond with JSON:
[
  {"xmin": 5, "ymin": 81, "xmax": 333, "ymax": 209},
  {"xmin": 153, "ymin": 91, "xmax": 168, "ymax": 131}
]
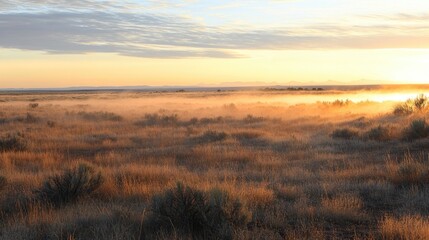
[{"xmin": 0, "ymin": 82, "xmax": 428, "ymax": 93}]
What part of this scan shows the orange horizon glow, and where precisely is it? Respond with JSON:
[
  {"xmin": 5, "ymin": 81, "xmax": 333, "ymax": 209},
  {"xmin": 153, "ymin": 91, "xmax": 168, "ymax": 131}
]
[{"xmin": 1, "ymin": 48, "xmax": 428, "ymax": 88}]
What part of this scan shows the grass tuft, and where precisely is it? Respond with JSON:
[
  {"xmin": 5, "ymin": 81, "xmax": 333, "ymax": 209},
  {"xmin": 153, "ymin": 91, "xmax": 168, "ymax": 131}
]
[
  {"xmin": 0, "ymin": 133, "xmax": 27, "ymax": 152},
  {"xmin": 380, "ymin": 215, "xmax": 429, "ymax": 240},
  {"xmin": 35, "ymin": 163, "xmax": 104, "ymax": 207},
  {"xmin": 386, "ymin": 153, "xmax": 429, "ymax": 187},
  {"xmin": 402, "ymin": 119, "xmax": 429, "ymax": 141},
  {"xmin": 0, "ymin": 175, "xmax": 7, "ymax": 191},
  {"xmin": 143, "ymin": 183, "xmax": 250, "ymax": 240},
  {"xmin": 331, "ymin": 128, "xmax": 359, "ymax": 140},
  {"xmin": 365, "ymin": 126, "xmax": 392, "ymax": 141}
]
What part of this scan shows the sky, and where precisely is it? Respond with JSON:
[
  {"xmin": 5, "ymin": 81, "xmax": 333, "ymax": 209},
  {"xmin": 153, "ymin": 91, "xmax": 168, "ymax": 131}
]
[{"xmin": 1, "ymin": 0, "xmax": 429, "ymax": 88}]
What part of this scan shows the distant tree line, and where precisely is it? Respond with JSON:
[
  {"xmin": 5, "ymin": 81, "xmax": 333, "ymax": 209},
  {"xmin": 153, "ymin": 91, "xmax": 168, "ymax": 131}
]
[{"xmin": 263, "ymin": 87, "xmax": 324, "ymax": 91}]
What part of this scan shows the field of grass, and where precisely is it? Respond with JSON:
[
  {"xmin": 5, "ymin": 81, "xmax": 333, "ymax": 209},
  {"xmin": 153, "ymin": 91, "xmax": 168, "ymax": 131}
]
[{"xmin": 1, "ymin": 89, "xmax": 429, "ymax": 239}]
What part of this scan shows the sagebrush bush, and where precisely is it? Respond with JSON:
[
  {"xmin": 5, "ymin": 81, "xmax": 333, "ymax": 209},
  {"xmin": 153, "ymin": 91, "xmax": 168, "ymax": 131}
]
[
  {"xmin": 413, "ymin": 94, "xmax": 428, "ymax": 111},
  {"xmin": 136, "ymin": 113, "xmax": 179, "ymax": 127},
  {"xmin": 28, "ymin": 103, "xmax": 39, "ymax": 109},
  {"xmin": 386, "ymin": 154, "xmax": 429, "ymax": 187},
  {"xmin": 207, "ymin": 189, "xmax": 251, "ymax": 232},
  {"xmin": 0, "ymin": 175, "xmax": 7, "ymax": 191},
  {"xmin": 232, "ymin": 132, "xmax": 261, "ymax": 140},
  {"xmin": 78, "ymin": 111, "xmax": 123, "ymax": 121},
  {"xmin": 143, "ymin": 183, "xmax": 250, "ymax": 240},
  {"xmin": 393, "ymin": 101, "xmax": 414, "ymax": 116},
  {"xmin": 329, "ymin": 99, "xmax": 352, "ymax": 107},
  {"xmin": 365, "ymin": 126, "xmax": 391, "ymax": 141},
  {"xmin": 0, "ymin": 133, "xmax": 27, "ymax": 152},
  {"xmin": 393, "ymin": 94, "xmax": 428, "ymax": 116},
  {"xmin": 191, "ymin": 130, "xmax": 228, "ymax": 144},
  {"xmin": 402, "ymin": 119, "xmax": 428, "ymax": 141},
  {"xmin": 331, "ymin": 128, "xmax": 359, "ymax": 140},
  {"xmin": 35, "ymin": 163, "xmax": 104, "ymax": 206},
  {"xmin": 243, "ymin": 115, "xmax": 265, "ymax": 124}
]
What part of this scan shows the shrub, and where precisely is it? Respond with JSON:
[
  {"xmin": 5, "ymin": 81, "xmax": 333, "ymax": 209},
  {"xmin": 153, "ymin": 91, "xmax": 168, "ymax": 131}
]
[
  {"xmin": 232, "ymin": 132, "xmax": 261, "ymax": 140},
  {"xmin": 320, "ymin": 194, "xmax": 367, "ymax": 224},
  {"xmin": 35, "ymin": 163, "xmax": 104, "ymax": 206},
  {"xmin": 0, "ymin": 175, "xmax": 7, "ymax": 191},
  {"xmin": 47, "ymin": 120, "xmax": 56, "ymax": 128},
  {"xmin": 207, "ymin": 189, "xmax": 251, "ymax": 232},
  {"xmin": 232, "ymin": 131, "xmax": 269, "ymax": 147},
  {"xmin": 365, "ymin": 126, "xmax": 391, "ymax": 141},
  {"xmin": 199, "ymin": 116, "xmax": 225, "ymax": 125},
  {"xmin": 331, "ymin": 128, "xmax": 359, "ymax": 140},
  {"xmin": 413, "ymin": 94, "xmax": 428, "ymax": 111},
  {"xmin": 136, "ymin": 113, "xmax": 179, "ymax": 127},
  {"xmin": 393, "ymin": 94, "xmax": 428, "ymax": 115},
  {"xmin": 25, "ymin": 112, "xmax": 39, "ymax": 123},
  {"xmin": 243, "ymin": 115, "xmax": 265, "ymax": 124},
  {"xmin": 393, "ymin": 101, "xmax": 414, "ymax": 116},
  {"xmin": 143, "ymin": 183, "xmax": 250, "ymax": 240},
  {"xmin": 331, "ymin": 99, "xmax": 352, "ymax": 107},
  {"xmin": 402, "ymin": 119, "xmax": 429, "ymax": 141},
  {"xmin": 386, "ymin": 154, "xmax": 429, "ymax": 187},
  {"xmin": 144, "ymin": 183, "xmax": 210, "ymax": 239},
  {"xmin": 28, "ymin": 103, "xmax": 39, "ymax": 108},
  {"xmin": 191, "ymin": 131, "xmax": 228, "ymax": 144},
  {"xmin": 78, "ymin": 111, "xmax": 123, "ymax": 122},
  {"xmin": 0, "ymin": 133, "xmax": 27, "ymax": 152}
]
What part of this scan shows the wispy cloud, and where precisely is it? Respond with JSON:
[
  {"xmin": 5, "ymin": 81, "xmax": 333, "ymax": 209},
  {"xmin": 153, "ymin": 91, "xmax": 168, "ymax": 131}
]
[{"xmin": 1, "ymin": 1, "xmax": 429, "ymax": 58}]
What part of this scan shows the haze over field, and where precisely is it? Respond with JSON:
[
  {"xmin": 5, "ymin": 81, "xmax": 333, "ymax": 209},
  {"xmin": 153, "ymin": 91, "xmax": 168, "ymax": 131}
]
[{"xmin": 1, "ymin": 90, "xmax": 429, "ymax": 239}]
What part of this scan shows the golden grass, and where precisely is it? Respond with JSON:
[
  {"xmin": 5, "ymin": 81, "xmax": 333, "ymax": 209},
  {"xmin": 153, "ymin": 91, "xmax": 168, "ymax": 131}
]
[
  {"xmin": 380, "ymin": 215, "xmax": 429, "ymax": 240},
  {"xmin": 0, "ymin": 90, "xmax": 428, "ymax": 239},
  {"xmin": 386, "ymin": 153, "xmax": 429, "ymax": 187}
]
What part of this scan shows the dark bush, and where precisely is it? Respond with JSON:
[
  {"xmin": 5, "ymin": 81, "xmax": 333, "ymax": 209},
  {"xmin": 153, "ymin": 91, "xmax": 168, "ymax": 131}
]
[
  {"xmin": 78, "ymin": 111, "xmax": 123, "ymax": 122},
  {"xmin": 143, "ymin": 183, "xmax": 250, "ymax": 240},
  {"xmin": 28, "ymin": 103, "xmax": 39, "ymax": 108},
  {"xmin": 331, "ymin": 99, "xmax": 352, "ymax": 107},
  {"xmin": 144, "ymin": 183, "xmax": 210, "ymax": 239},
  {"xmin": 190, "ymin": 130, "xmax": 228, "ymax": 144},
  {"xmin": 393, "ymin": 102, "xmax": 414, "ymax": 116},
  {"xmin": 35, "ymin": 163, "xmax": 104, "ymax": 207},
  {"xmin": 232, "ymin": 132, "xmax": 269, "ymax": 148},
  {"xmin": 365, "ymin": 126, "xmax": 391, "ymax": 141},
  {"xmin": 199, "ymin": 116, "xmax": 225, "ymax": 125},
  {"xmin": 189, "ymin": 117, "xmax": 199, "ymax": 125},
  {"xmin": 0, "ymin": 133, "xmax": 27, "ymax": 152},
  {"xmin": 243, "ymin": 115, "xmax": 265, "ymax": 124},
  {"xmin": 25, "ymin": 113, "xmax": 39, "ymax": 123},
  {"xmin": 413, "ymin": 94, "xmax": 428, "ymax": 111},
  {"xmin": 0, "ymin": 175, "xmax": 7, "ymax": 191},
  {"xmin": 386, "ymin": 154, "xmax": 429, "ymax": 187},
  {"xmin": 393, "ymin": 94, "xmax": 428, "ymax": 115},
  {"xmin": 47, "ymin": 121, "xmax": 56, "ymax": 128},
  {"xmin": 331, "ymin": 128, "xmax": 359, "ymax": 140},
  {"xmin": 402, "ymin": 119, "xmax": 429, "ymax": 141},
  {"xmin": 232, "ymin": 132, "xmax": 261, "ymax": 140},
  {"xmin": 85, "ymin": 134, "xmax": 117, "ymax": 144},
  {"xmin": 136, "ymin": 113, "xmax": 179, "ymax": 127},
  {"xmin": 207, "ymin": 189, "xmax": 251, "ymax": 235}
]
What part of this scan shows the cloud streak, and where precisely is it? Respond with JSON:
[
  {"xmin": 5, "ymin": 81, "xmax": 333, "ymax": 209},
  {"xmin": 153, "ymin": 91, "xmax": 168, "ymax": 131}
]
[{"xmin": 1, "ymin": 1, "xmax": 429, "ymax": 58}]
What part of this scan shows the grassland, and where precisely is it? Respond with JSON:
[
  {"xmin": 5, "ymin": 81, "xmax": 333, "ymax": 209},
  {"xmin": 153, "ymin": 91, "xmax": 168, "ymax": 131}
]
[{"xmin": 1, "ymin": 88, "xmax": 429, "ymax": 239}]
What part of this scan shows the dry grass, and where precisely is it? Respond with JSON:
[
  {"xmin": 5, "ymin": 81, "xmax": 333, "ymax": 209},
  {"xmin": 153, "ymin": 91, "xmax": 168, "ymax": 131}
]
[
  {"xmin": 386, "ymin": 153, "xmax": 429, "ymax": 187},
  {"xmin": 0, "ymin": 90, "xmax": 428, "ymax": 239},
  {"xmin": 380, "ymin": 215, "xmax": 429, "ymax": 240}
]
